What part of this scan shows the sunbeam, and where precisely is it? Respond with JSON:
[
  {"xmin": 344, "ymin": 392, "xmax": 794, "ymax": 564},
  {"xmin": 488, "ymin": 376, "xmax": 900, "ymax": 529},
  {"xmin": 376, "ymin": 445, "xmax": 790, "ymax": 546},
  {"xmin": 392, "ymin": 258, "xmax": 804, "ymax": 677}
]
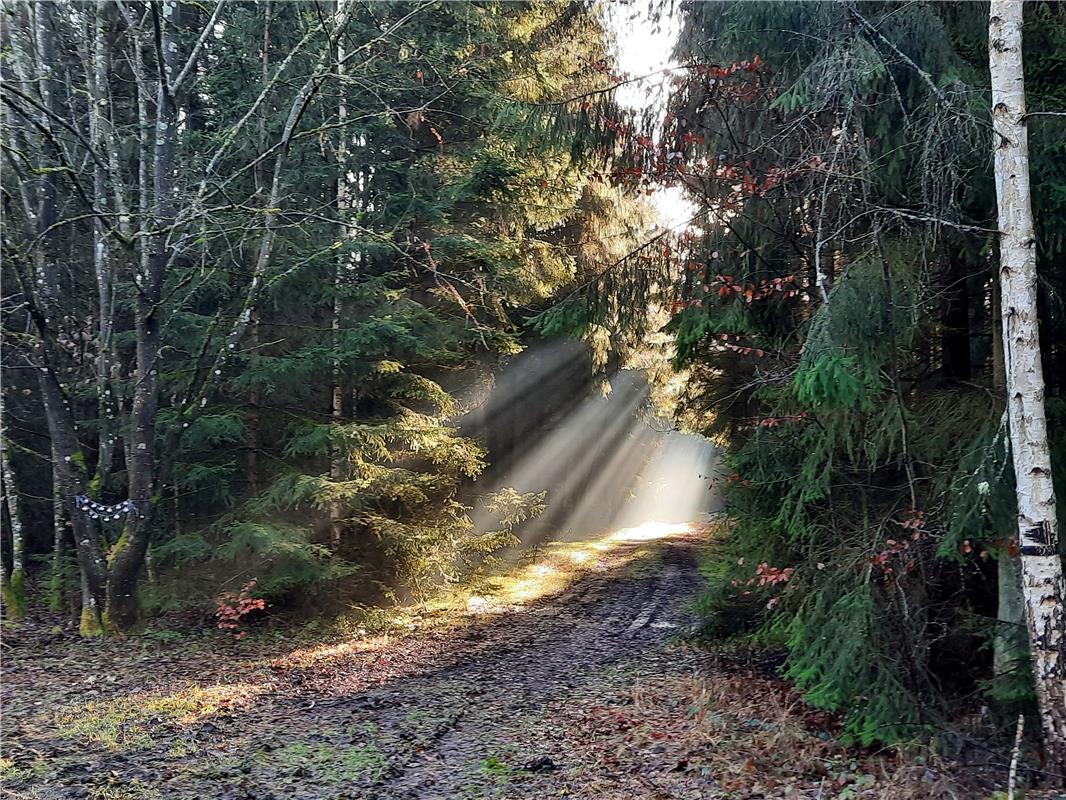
[{"xmin": 462, "ymin": 344, "xmax": 719, "ymax": 552}]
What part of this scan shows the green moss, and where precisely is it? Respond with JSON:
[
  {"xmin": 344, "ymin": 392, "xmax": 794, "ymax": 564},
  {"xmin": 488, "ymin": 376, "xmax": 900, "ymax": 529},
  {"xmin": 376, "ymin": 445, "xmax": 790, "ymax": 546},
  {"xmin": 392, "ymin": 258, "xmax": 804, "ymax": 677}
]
[
  {"xmin": 80, "ymin": 604, "xmax": 106, "ymax": 637},
  {"xmin": 2, "ymin": 569, "xmax": 27, "ymax": 620},
  {"xmin": 107, "ymin": 526, "xmax": 132, "ymax": 568},
  {"xmin": 255, "ymin": 737, "xmax": 385, "ymax": 783}
]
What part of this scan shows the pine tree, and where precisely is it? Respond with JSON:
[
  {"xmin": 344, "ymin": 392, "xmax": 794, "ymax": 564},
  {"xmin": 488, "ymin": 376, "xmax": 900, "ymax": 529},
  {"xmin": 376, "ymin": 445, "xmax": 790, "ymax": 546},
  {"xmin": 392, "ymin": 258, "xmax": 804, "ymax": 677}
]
[
  {"xmin": 551, "ymin": 0, "xmax": 1066, "ymax": 749},
  {"xmin": 1, "ymin": 1, "xmax": 623, "ymax": 626}
]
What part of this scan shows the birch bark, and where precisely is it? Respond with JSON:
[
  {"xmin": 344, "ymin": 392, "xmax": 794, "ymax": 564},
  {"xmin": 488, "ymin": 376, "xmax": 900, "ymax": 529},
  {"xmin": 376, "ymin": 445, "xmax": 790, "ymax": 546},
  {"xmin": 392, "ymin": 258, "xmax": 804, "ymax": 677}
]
[
  {"xmin": 1, "ymin": 396, "xmax": 27, "ymax": 619},
  {"xmin": 989, "ymin": 0, "xmax": 1066, "ymax": 771},
  {"xmin": 331, "ymin": 0, "xmax": 351, "ymax": 549}
]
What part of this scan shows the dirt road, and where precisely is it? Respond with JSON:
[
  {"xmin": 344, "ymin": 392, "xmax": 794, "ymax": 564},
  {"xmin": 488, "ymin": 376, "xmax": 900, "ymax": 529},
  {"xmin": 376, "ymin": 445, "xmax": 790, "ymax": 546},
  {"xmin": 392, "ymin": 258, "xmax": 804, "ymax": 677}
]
[
  {"xmin": 355, "ymin": 527, "xmax": 706, "ymax": 800},
  {"xmin": 4, "ymin": 525, "xmax": 710, "ymax": 800},
  {"xmin": 3, "ymin": 524, "xmax": 983, "ymax": 799}
]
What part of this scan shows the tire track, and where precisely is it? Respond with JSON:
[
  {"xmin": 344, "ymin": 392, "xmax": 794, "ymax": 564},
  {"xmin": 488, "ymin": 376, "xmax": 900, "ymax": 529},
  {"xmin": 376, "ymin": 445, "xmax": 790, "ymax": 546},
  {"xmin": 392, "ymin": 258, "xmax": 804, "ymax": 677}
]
[{"xmin": 359, "ymin": 529, "xmax": 705, "ymax": 800}]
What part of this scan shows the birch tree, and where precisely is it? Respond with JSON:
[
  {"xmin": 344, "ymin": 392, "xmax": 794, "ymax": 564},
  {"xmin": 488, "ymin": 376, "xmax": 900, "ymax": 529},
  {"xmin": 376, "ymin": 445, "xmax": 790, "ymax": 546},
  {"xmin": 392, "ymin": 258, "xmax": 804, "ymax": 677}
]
[
  {"xmin": 2, "ymin": 0, "xmax": 343, "ymax": 631},
  {"xmin": 989, "ymin": 0, "xmax": 1066, "ymax": 770},
  {"xmin": 1, "ymin": 0, "xmax": 449, "ymax": 632},
  {"xmin": 1, "ymin": 395, "xmax": 27, "ymax": 619}
]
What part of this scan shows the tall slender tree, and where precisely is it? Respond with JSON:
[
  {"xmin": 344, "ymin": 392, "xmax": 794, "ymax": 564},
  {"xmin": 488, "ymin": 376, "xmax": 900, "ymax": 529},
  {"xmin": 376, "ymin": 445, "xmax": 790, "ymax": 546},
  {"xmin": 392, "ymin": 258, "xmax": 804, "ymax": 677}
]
[
  {"xmin": 0, "ymin": 395, "xmax": 26, "ymax": 619},
  {"xmin": 989, "ymin": 0, "xmax": 1066, "ymax": 770},
  {"xmin": 1, "ymin": 0, "xmax": 624, "ymax": 630}
]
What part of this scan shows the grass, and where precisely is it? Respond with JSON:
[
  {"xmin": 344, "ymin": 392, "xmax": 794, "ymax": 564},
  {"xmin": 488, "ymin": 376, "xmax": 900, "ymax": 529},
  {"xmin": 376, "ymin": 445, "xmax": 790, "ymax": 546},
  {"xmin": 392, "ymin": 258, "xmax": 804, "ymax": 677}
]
[
  {"xmin": 478, "ymin": 754, "xmax": 515, "ymax": 779},
  {"xmin": 85, "ymin": 780, "xmax": 160, "ymax": 800},
  {"xmin": 465, "ymin": 753, "xmax": 516, "ymax": 797},
  {"xmin": 255, "ymin": 736, "xmax": 386, "ymax": 783},
  {"xmin": 0, "ymin": 755, "xmax": 51, "ymax": 784},
  {"xmin": 56, "ymin": 683, "xmax": 261, "ymax": 751}
]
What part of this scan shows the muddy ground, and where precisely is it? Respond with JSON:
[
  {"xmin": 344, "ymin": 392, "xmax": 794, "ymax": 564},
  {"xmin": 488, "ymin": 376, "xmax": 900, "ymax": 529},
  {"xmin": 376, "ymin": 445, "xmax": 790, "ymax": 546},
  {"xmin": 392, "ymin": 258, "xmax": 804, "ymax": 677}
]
[{"xmin": 1, "ymin": 526, "xmax": 1027, "ymax": 799}]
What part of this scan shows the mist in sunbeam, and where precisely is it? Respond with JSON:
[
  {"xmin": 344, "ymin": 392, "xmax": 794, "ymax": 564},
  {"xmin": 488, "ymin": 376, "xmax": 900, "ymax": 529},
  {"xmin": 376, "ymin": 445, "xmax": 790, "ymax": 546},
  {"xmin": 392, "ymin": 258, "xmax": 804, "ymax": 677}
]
[{"xmin": 460, "ymin": 340, "xmax": 719, "ymax": 549}]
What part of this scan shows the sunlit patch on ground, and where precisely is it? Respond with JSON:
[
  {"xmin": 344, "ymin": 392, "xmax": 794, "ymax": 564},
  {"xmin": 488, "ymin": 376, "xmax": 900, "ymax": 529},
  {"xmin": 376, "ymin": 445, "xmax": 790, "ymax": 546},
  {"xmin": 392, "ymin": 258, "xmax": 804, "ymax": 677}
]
[
  {"xmin": 55, "ymin": 683, "xmax": 263, "ymax": 752},
  {"xmin": 266, "ymin": 518, "xmax": 710, "ymax": 677},
  {"xmin": 462, "ymin": 519, "xmax": 698, "ymax": 612},
  {"xmin": 279, "ymin": 633, "xmax": 406, "ymax": 670},
  {"xmin": 607, "ymin": 519, "xmax": 694, "ymax": 542},
  {"xmin": 266, "ymin": 534, "xmax": 640, "ymax": 672}
]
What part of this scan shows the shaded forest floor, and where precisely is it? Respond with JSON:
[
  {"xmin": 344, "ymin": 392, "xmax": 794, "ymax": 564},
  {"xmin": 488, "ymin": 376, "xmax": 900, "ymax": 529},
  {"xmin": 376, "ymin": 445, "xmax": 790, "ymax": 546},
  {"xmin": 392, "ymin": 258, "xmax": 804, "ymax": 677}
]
[{"xmin": 1, "ymin": 524, "xmax": 1028, "ymax": 799}]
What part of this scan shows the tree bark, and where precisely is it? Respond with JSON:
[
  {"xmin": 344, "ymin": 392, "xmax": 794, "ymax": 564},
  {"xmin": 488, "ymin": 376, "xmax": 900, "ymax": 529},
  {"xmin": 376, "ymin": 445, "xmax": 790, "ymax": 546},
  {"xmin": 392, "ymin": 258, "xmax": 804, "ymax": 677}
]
[
  {"xmin": 247, "ymin": 1, "xmax": 272, "ymax": 500},
  {"xmin": 36, "ymin": 353, "xmax": 107, "ymax": 636},
  {"xmin": 107, "ymin": 0, "xmax": 182, "ymax": 630},
  {"xmin": 48, "ymin": 452, "xmax": 67, "ymax": 612},
  {"xmin": 330, "ymin": 0, "xmax": 351, "ymax": 549},
  {"xmin": 940, "ymin": 244, "xmax": 971, "ymax": 381},
  {"xmin": 88, "ymin": 0, "xmax": 116, "ymax": 491},
  {"xmin": 989, "ymin": 0, "xmax": 1066, "ymax": 772},
  {"xmin": 992, "ymin": 275, "xmax": 1028, "ymax": 692},
  {"xmin": 1, "ymin": 398, "xmax": 27, "ymax": 620}
]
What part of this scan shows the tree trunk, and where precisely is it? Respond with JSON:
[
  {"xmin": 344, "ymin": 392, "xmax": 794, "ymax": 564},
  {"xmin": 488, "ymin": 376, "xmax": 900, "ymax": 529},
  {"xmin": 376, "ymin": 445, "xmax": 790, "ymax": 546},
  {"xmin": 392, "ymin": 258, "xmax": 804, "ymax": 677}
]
[
  {"xmin": 989, "ymin": 0, "xmax": 1066, "ymax": 772},
  {"xmin": 941, "ymin": 244, "xmax": 971, "ymax": 381},
  {"xmin": 89, "ymin": 0, "xmax": 116, "ymax": 490},
  {"xmin": 48, "ymin": 458, "xmax": 67, "ymax": 612},
  {"xmin": 992, "ymin": 276, "xmax": 1028, "ymax": 690},
  {"xmin": 247, "ymin": 1, "xmax": 271, "ymax": 500},
  {"xmin": 1, "ymin": 401, "xmax": 27, "ymax": 620},
  {"xmin": 108, "ymin": 0, "xmax": 182, "ymax": 630},
  {"xmin": 330, "ymin": 0, "xmax": 350, "ymax": 549},
  {"xmin": 36, "ymin": 365, "xmax": 107, "ymax": 636}
]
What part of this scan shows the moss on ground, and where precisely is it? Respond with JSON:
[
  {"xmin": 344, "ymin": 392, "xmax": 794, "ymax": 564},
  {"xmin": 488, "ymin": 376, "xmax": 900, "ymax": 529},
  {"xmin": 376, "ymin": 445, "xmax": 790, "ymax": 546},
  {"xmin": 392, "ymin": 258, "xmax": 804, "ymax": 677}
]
[
  {"xmin": 254, "ymin": 735, "xmax": 386, "ymax": 783},
  {"xmin": 56, "ymin": 683, "xmax": 259, "ymax": 751}
]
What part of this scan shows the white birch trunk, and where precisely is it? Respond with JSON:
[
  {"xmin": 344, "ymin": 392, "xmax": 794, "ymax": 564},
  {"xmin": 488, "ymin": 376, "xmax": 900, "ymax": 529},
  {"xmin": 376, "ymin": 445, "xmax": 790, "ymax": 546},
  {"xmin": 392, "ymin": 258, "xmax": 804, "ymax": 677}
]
[
  {"xmin": 992, "ymin": 282, "xmax": 1027, "ymax": 683},
  {"xmin": 989, "ymin": 0, "xmax": 1066, "ymax": 771},
  {"xmin": 89, "ymin": 0, "xmax": 116, "ymax": 487},
  {"xmin": 49, "ymin": 441, "xmax": 67, "ymax": 612},
  {"xmin": 1, "ymin": 397, "xmax": 27, "ymax": 619},
  {"xmin": 330, "ymin": 0, "xmax": 351, "ymax": 549}
]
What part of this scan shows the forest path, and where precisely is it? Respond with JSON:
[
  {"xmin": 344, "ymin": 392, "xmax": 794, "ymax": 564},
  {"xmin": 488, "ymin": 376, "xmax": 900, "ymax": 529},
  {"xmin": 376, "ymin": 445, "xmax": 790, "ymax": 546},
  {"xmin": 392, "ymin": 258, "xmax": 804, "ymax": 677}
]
[
  {"xmin": 356, "ymin": 525, "xmax": 705, "ymax": 800},
  {"xmin": 4, "ymin": 523, "xmax": 985, "ymax": 799},
  {"xmin": 208, "ymin": 523, "xmax": 709, "ymax": 800},
  {"xmin": 5, "ymin": 524, "xmax": 720, "ymax": 800}
]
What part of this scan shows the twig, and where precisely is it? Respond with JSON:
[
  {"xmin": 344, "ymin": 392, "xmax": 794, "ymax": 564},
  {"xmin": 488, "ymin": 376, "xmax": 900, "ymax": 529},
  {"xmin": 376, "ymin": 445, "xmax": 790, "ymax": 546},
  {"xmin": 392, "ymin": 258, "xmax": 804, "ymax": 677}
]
[{"xmin": 1007, "ymin": 712, "xmax": 1024, "ymax": 800}]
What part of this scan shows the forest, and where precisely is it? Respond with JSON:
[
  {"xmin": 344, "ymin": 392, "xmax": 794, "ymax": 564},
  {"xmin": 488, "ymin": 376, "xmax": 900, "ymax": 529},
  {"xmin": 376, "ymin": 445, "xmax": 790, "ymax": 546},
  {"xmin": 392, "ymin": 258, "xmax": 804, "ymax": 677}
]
[{"xmin": 1, "ymin": 1, "xmax": 1064, "ymax": 798}]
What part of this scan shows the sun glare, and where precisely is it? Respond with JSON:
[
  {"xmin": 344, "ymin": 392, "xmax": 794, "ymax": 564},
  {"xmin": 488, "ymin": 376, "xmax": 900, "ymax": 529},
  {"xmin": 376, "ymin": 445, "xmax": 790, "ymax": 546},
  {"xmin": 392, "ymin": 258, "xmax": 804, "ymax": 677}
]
[
  {"xmin": 605, "ymin": 2, "xmax": 696, "ymax": 230},
  {"xmin": 608, "ymin": 520, "xmax": 693, "ymax": 542}
]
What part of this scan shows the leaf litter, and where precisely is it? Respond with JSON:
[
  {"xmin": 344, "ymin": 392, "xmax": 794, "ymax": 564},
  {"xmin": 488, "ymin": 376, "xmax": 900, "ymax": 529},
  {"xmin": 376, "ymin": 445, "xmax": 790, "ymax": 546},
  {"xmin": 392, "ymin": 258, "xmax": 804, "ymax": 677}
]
[{"xmin": 1, "ymin": 525, "xmax": 1028, "ymax": 799}]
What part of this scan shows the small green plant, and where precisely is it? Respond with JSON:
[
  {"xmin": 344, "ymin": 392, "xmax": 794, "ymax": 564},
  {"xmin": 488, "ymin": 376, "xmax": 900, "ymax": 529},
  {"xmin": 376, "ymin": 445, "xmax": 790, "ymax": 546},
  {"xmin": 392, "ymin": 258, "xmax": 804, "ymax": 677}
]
[
  {"xmin": 256, "ymin": 738, "xmax": 385, "ymax": 783},
  {"xmin": 478, "ymin": 755, "xmax": 515, "ymax": 781}
]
